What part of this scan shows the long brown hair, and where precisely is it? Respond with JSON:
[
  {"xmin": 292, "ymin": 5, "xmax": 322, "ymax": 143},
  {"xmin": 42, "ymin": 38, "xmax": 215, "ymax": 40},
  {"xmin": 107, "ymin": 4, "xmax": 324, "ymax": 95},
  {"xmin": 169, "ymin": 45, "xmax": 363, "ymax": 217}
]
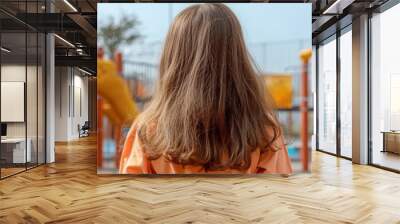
[{"xmin": 137, "ymin": 3, "xmax": 282, "ymax": 170}]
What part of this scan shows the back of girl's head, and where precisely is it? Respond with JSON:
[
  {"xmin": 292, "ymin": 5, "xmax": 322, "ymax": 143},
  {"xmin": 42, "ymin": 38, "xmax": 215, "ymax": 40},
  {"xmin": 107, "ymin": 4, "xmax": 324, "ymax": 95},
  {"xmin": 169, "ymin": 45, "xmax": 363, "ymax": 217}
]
[{"xmin": 138, "ymin": 3, "xmax": 281, "ymax": 170}]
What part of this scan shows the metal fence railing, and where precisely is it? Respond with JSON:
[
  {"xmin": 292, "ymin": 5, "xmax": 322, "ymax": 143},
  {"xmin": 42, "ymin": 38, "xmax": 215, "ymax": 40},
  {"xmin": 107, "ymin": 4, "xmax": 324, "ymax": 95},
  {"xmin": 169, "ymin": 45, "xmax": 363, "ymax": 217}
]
[{"xmin": 123, "ymin": 61, "xmax": 158, "ymax": 108}]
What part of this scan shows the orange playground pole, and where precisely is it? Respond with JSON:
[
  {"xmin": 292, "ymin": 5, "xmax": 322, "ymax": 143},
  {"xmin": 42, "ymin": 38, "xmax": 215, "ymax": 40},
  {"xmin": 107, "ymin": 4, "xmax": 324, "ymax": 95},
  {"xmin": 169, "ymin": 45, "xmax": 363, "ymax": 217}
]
[
  {"xmin": 114, "ymin": 52, "xmax": 123, "ymax": 168},
  {"xmin": 97, "ymin": 97, "xmax": 103, "ymax": 168},
  {"xmin": 97, "ymin": 48, "xmax": 104, "ymax": 169},
  {"xmin": 300, "ymin": 49, "xmax": 312, "ymax": 172}
]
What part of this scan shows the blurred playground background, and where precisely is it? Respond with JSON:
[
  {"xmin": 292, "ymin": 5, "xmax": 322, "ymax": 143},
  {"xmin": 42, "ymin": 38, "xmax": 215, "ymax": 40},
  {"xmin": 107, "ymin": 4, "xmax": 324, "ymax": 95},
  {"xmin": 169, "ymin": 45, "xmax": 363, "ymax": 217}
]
[{"xmin": 97, "ymin": 3, "xmax": 312, "ymax": 174}]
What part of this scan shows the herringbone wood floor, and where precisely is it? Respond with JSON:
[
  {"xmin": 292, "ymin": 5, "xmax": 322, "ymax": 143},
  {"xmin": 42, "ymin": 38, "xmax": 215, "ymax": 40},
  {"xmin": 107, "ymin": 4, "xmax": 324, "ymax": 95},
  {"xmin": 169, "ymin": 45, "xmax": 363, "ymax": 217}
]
[{"xmin": 1, "ymin": 136, "xmax": 400, "ymax": 224}]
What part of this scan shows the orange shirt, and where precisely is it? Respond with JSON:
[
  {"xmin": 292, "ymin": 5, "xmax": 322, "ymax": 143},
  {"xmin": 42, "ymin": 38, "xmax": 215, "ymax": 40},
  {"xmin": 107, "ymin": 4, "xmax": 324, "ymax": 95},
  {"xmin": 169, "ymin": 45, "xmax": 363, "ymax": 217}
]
[{"xmin": 119, "ymin": 123, "xmax": 293, "ymax": 174}]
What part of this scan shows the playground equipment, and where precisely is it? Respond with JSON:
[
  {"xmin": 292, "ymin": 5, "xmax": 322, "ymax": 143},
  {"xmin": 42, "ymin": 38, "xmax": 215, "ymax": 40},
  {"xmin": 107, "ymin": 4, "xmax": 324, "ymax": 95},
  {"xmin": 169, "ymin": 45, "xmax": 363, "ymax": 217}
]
[
  {"xmin": 300, "ymin": 48, "xmax": 312, "ymax": 172},
  {"xmin": 97, "ymin": 46, "xmax": 313, "ymax": 172},
  {"xmin": 264, "ymin": 49, "xmax": 312, "ymax": 172},
  {"xmin": 97, "ymin": 49, "xmax": 139, "ymax": 169}
]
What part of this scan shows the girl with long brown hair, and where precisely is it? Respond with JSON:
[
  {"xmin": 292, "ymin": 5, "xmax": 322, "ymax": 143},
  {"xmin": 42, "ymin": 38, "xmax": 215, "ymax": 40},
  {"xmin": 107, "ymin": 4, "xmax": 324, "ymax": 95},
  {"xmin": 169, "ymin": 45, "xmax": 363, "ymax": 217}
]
[{"xmin": 119, "ymin": 3, "xmax": 292, "ymax": 174}]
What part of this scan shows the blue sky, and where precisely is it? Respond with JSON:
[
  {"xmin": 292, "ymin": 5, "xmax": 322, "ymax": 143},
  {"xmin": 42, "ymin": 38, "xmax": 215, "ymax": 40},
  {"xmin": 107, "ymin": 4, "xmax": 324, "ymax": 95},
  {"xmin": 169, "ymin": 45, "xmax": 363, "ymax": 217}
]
[{"xmin": 98, "ymin": 3, "xmax": 311, "ymax": 73}]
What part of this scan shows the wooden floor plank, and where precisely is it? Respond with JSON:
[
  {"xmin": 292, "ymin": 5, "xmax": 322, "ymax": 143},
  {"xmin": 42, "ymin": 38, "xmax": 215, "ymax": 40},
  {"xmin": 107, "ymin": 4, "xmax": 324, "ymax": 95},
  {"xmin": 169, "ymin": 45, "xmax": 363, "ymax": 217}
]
[{"xmin": 0, "ymin": 136, "xmax": 399, "ymax": 223}]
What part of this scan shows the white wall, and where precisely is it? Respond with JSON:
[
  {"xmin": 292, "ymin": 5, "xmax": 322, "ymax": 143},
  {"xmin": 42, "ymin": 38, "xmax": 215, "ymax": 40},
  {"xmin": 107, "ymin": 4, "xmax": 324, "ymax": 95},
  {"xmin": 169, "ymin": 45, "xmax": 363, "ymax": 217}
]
[
  {"xmin": 54, "ymin": 67, "xmax": 89, "ymax": 141},
  {"xmin": 55, "ymin": 66, "xmax": 70, "ymax": 141},
  {"xmin": 1, "ymin": 65, "xmax": 26, "ymax": 140},
  {"xmin": 72, "ymin": 73, "xmax": 89, "ymax": 138},
  {"xmin": 1, "ymin": 65, "xmax": 38, "ymax": 138},
  {"xmin": 1, "ymin": 64, "xmax": 46, "ymax": 164}
]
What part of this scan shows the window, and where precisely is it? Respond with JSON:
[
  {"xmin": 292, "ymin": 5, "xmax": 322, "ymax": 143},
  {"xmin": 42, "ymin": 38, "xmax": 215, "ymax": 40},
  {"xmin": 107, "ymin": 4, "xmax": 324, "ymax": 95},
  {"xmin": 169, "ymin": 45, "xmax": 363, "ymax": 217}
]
[
  {"xmin": 317, "ymin": 35, "xmax": 337, "ymax": 154},
  {"xmin": 370, "ymin": 3, "xmax": 400, "ymax": 171},
  {"xmin": 0, "ymin": 1, "xmax": 46, "ymax": 179},
  {"xmin": 339, "ymin": 27, "xmax": 352, "ymax": 158}
]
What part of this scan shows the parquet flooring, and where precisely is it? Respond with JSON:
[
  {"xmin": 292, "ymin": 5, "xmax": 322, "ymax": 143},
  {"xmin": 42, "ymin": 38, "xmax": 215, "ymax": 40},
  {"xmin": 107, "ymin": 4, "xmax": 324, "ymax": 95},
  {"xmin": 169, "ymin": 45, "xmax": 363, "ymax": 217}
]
[
  {"xmin": 1, "ymin": 167, "xmax": 25, "ymax": 178},
  {"xmin": 1, "ymin": 136, "xmax": 400, "ymax": 223}
]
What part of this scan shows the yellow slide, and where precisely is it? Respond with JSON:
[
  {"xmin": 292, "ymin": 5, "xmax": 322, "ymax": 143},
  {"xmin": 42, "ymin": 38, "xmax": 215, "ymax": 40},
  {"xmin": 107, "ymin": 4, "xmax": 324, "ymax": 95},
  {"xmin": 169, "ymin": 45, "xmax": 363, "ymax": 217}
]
[{"xmin": 97, "ymin": 59, "xmax": 139, "ymax": 126}]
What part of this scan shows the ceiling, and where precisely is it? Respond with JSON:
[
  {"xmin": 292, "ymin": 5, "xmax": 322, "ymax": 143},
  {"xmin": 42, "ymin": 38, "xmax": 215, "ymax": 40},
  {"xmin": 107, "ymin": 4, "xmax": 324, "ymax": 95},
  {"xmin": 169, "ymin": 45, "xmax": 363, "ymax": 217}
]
[
  {"xmin": 0, "ymin": 0, "xmax": 394, "ymax": 73},
  {"xmin": 311, "ymin": 0, "xmax": 391, "ymax": 43},
  {"xmin": 0, "ymin": 0, "xmax": 97, "ymax": 74}
]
